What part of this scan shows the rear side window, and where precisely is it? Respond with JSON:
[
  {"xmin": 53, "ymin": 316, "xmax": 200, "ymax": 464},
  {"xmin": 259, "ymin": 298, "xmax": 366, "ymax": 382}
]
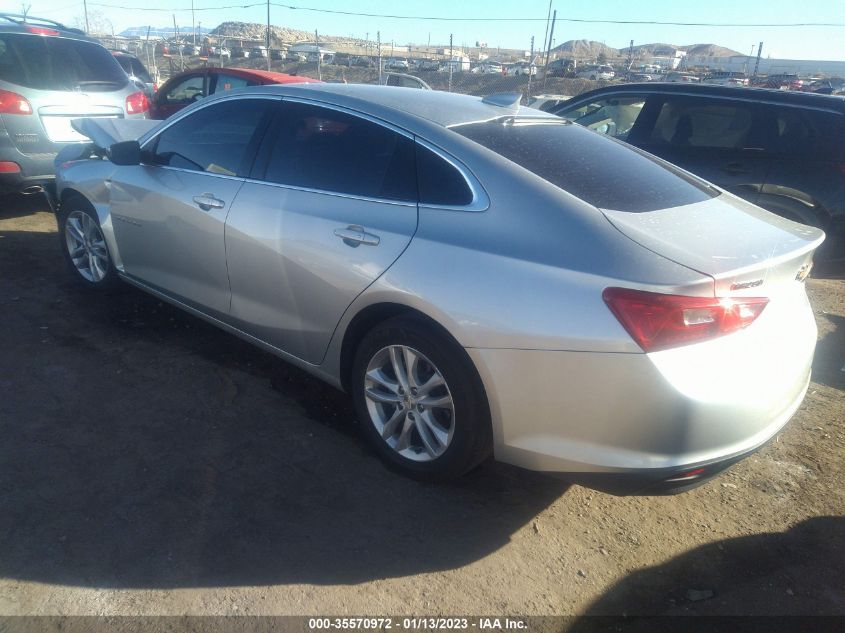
[
  {"xmin": 149, "ymin": 99, "xmax": 270, "ymax": 176},
  {"xmin": 416, "ymin": 144, "xmax": 473, "ymax": 206},
  {"xmin": 648, "ymin": 99, "xmax": 754, "ymax": 149},
  {"xmin": 212, "ymin": 74, "xmax": 251, "ymax": 94},
  {"xmin": 0, "ymin": 33, "xmax": 127, "ymax": 91},
  {"xmin": 259, "ymin": 102, "xmax": 417, "ymax": 202},
  {"xmin": 768, "ymin": 107, "xmax": 845, "ymax": 160},
  {"xmin": 452, "ymin": 118, "xmax": 717, "ymax": 212}
]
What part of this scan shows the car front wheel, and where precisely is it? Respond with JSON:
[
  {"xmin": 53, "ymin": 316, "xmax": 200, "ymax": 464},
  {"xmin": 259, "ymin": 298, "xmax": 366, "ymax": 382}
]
[
  {"xmin": 59, "ymin": 201, "xmax": 119, "ymax": 289},
  {"xmin": 352, "ymin": 316, "xmax": 493, "ymax": 481}
]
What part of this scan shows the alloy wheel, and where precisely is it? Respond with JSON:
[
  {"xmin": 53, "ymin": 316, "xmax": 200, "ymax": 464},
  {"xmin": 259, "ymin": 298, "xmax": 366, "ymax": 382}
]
[
  {"xmin": 64, "ymin": 210, "xmax": 109, "ymax": 283},
  {"xmin": 363, "ymin": 345, "xmax": 455, "ymax": 462}
]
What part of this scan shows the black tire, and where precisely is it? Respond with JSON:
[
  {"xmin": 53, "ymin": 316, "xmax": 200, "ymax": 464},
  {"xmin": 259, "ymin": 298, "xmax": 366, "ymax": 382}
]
[
  {"xmin": 351, "ymin": 316, "xmax": 493, "ymax": 481},
  {"xmin": 58, "ymin": 197, "xmax": 120, "ymax": 290}
]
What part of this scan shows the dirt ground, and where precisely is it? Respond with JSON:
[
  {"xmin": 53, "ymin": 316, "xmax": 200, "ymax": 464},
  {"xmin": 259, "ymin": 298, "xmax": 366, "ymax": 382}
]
[{"xmin": 0, "ymin": 194, "xmax": 843, "ymax": 620}]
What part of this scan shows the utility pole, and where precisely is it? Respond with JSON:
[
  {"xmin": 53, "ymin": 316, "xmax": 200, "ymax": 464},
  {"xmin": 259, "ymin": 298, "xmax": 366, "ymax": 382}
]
[
  {"xmin": 541, "ymin": 0, "xmax": 552, "ymax": 73},
  {"xmin": 191, "ymin": 0, "xmax": 195, "ymax": 45},
  {"xmin": 626, "ymin": 39, "xmax": 634, "ymax": 70},
  {"xmin": 377, "ymin": 31, "xmax": 382, "ymax": 83},
  {"xmin": 526, "ymin": 35, "xmax": 535, "ymax": 104},
  {"xmin": 543, "ymin": 10, "xmax": 556, "ymax": 91},
  {"xmin": 449, "ymin": 33, "xmax": 454, "ymax": 92},
  {"xmin": 82, "ymin": 0, "xmax": 89, "ymax": 33},
  {"xmin": 316, "ymin": 29, "xmax": 321, "ymax": 80},
  {"xmin": 753, "ymin": 41, "xmax": 763, "ymax": 78},
  {"xmin": 266, "ymin": 0, "xmax": 271, "ymax": 70}
]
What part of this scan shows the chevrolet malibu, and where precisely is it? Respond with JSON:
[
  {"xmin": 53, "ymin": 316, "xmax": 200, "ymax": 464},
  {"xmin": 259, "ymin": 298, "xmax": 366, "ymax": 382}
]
[{"xmin": 53, "ymin": 84, "xmax": 824, "ymax": 494}]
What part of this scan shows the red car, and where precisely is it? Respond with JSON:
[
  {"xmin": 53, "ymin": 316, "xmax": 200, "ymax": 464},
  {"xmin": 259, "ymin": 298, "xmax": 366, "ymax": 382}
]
[{"xmin": 150, "ymin": 67, "xmax": 319, "ymax": 119}]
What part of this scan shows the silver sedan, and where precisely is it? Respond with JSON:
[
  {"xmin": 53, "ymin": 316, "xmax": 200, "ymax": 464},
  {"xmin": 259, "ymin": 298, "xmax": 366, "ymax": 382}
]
[{"xmin": 54, "ymin": 84, "xmax": 824, "ymax": 494}]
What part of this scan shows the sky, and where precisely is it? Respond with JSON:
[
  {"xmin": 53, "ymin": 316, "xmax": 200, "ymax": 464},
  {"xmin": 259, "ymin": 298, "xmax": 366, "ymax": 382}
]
[{"xmin": 11, "ymin": 0, "xmax": 845, "ymax": 61}]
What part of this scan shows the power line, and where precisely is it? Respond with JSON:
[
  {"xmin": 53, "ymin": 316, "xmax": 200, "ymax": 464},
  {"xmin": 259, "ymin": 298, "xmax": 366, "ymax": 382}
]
[{"xmin": 86, "ymin": 2, "xmax": 845, "ymax": 27}]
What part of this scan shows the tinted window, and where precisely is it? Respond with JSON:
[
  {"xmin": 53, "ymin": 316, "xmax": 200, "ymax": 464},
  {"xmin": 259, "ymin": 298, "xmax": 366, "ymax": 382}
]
[
  {"xmin": 648, "ymin": 99, "xmax": 754, "ymax": 149},
  {"xmin": 260, "ymin": 102, "xmax": 417, "ymax": 201},
  {"xmin": 769, "ymin": 107, "xmax": 844, "ymax": 159},
  {"xmin": 452, "ymin": 118, "xmax": 716, "ymax": 212},
  {"xmin": 128, "ymin": 58, "xmax": 152, "ymax": 83},
  {"xmin": 416, "ymin": 144, "xmax": 473, "ymax": 206},
  {"xmin": 557, "ymin": 96, "xmax": 646, "ymax": 140},
  {"xmin": 150, "ymin": 99, "xmax": 269, "ymax": 176},
  {"xmin": 163, "ymin": 74, "xmax": 205, "ymax": 104},
  {"xmin": 0, "ymin": 33, "xmax": 127, "ymax": 91},
  {"xmin": 213, "ymin": 74, "xmax": 251, "ymax": 94}
]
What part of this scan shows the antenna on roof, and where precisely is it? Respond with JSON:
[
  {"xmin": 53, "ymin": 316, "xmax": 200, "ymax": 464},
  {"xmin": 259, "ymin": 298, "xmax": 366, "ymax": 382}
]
[{"xmin": 482, "ymin": 92, "xmax": 523, "ymax": 110}]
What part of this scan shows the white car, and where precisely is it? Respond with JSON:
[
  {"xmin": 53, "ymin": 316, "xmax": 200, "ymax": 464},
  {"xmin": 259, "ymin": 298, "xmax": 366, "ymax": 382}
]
[
  {"xmin": 528, "ymin": 94, "xmax": 572, "ymax": 111},
  {"xmin": 577, "ymin": 65, "xmax": 615, "ymax": 80},
  {"xmin": 508, "ymin": 62, "xmax": 537, "ymax": 76},
  {"xmin": 385, "ymin": 58, "xmax": 410, "ymax": 71}
]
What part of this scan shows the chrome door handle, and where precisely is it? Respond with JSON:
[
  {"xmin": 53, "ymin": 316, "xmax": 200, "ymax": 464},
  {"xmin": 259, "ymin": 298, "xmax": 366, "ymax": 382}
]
[
  {"xmin": 192, "ymin": 194, "xmax": 225, "ymax": 211},
  {"xmin": 334, "ymin": 225, "xmax": 380, "ymax": 247}
]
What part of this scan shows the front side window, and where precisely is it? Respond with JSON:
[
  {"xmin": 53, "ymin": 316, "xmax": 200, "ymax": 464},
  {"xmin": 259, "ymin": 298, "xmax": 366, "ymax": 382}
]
[
  {"xmin": 648, "ymin": 99, "xmax": 754, "ymax": 149},
  {"xmin": 557, "ymin": 96, "xmax": 646, "ymax": 140},
  {"xmin": 149, "ymin": 99, "xmax": 270, "ymax": 176},
  {"xmin": 258, "ymin": 102, "xmax": 417, "ymax": 202},
  {"xmin": 163, "ymin": 74, "xmax": 205, "ymax": 104}
]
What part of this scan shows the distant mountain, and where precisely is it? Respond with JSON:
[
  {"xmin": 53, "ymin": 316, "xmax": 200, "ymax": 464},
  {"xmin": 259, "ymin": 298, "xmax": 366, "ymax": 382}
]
[
  {"xmin": 118, "ymin": 26, "xmax": 212, "ymax": 38},
  {"xmin": 210, "ymin": 21, "xmax": 361, "ymax": 47},
  {"xmin": 626, "ymin": 42, "xmax": 744, "ymax": 58},
  {"xmin": 550, "ymin": 40, "xmax": 744, "ymax": 61},
  {"xmin": 550, "ymin": 40, "xmax": 619, "ymax": 60}
]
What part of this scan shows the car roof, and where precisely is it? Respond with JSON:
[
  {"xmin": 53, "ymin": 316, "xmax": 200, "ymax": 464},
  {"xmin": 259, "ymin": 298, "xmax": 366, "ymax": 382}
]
[
  {"xmin": 165, "ymin": 67, "xmax": 321, "ymax": 85},
  {"xmin": 0, "ymin": 12, "xmax": 94, "ymax": 41},
  {"xmin": 566, "ymin": 82, "xmax": 845, "ymax": 112},
  {"xmin": 236, "ymin": 82, "xmax": 557, "ymax": 128}
]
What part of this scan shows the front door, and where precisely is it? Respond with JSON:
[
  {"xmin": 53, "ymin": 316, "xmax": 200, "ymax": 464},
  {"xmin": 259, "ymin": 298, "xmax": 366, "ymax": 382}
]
[
  {"xmin": 225, "ymin": 100, "xmax": 419, "ymax": 364},
  {"xmin": 109, "ymin": 97, "xmax": 274, "ymax": 316}
]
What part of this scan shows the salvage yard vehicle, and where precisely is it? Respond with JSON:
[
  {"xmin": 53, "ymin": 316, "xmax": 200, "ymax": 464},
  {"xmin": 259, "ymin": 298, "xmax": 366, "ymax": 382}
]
[
  {"xmin": 0, "ymin": 13, "xmax": 150, "ymax": 196},
  {"xmin": 551, "ymin": 83, "xmax": 845, "ymax": 268},
  {"xmin": 149, "ymin": 67, "xmax": 318, "ymax": 119},
  {"xmin": 54, "ymin": 84, "xmax": 823, "ymax": 493}
]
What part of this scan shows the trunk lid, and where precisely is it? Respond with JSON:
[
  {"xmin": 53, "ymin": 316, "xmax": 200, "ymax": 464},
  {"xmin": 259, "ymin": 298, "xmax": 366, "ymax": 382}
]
[{"xmin": 601, "ymin": 193, "xmax": 825, "ymax": 296}]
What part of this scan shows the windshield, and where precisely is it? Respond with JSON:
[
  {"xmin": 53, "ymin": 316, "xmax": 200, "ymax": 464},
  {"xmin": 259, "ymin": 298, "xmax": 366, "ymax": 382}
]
[
  {"xmin": 451, "ymin": 118, "xmax": 718, "ymax": 212},
  {"xmin": 0, "ymin": 33, "xmax": 128, "ymax": 92}
]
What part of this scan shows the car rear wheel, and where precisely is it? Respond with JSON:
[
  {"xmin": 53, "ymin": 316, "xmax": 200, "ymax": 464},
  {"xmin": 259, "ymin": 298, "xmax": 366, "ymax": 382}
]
[
  {"xmin": 59, "ymin": 202, "xmax": 119, "ymax": 289},
  {"xmin": 352, "ymin": 316, "xmax": 493, "ymax": 481}
]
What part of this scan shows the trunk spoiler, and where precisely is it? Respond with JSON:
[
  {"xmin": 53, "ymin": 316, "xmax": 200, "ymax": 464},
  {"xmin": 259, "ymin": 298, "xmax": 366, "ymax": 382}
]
[{"xmin": 70, "ymin": 117, "xmax": 160, "ymax": 149}]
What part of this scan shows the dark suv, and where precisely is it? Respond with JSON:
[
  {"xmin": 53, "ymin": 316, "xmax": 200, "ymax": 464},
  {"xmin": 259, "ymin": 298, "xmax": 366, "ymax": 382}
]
[
  {"xmin": 0, "ymin": 13, "xmax": 148, "ymax": 196},
  {"xmin": 552, "ymin": 83, "xmax": 845, "ymax": 268}
]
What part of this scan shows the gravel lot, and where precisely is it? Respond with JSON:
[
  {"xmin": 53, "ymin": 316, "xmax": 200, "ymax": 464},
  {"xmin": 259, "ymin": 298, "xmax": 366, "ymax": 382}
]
[{"xmin": 0, "ymin": 194, "xmax": 843, "ymax": 619}]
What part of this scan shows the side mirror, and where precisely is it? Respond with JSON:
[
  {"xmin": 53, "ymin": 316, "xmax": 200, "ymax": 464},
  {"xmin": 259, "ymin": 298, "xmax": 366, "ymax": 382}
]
[{"xmin": 108, "ymin": 140, "xmax": 141, "ymax": 166}]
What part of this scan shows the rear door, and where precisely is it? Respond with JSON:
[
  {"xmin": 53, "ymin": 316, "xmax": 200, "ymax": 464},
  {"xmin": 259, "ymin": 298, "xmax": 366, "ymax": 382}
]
[
  {"xmin": 224, "ymin": 99, "xmax": 419, "ymax": 364},
  {"xmin": 630, "ymin": 94, "xmax": 771, "ymax": 202},
  {"xmin": 209, "ymin": 72, "xmax": 257, "ymax": 94},
  {"xmin": 109, "ymin": 97, "xmax": 274, "ymax": 316}
]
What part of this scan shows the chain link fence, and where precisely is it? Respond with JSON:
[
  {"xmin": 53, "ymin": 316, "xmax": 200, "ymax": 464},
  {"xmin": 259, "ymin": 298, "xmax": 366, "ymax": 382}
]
[{"xmin": 108, "ymin": 37, "xmax": 611, "ymax": 106}]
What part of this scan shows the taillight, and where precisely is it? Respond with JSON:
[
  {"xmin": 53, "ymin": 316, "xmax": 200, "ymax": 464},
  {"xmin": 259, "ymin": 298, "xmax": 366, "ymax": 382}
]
[
  {"xmin": 602, "ymin": 288, "xmax": 769, "ymax": 352},
  {"xmin": 0, "ymin": 89, "xmax": 33, "ymax": 115},
  {"xmin": 0, "ymin": 161, "xmax": 21, "ymax": 173},
  {"xmin": 25, "ymin": 26, "xmax": 59, "ymax": 36},
  {"xmin": 125, "ymin": 91, "xmax": 149, "ymax": 114}
]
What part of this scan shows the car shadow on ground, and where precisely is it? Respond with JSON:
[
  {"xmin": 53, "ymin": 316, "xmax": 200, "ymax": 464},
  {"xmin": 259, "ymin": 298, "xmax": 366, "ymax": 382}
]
[
  {"xmin": 812, "ymin": 314, "xmax": 845, "ymax": 391},
  {"xmin": 0, "ymin": 224, "xmax": 570, "ymax": 589},
  {"xmin": 567, "ymin": 516, "xmax": 845, "ymax": 625}
]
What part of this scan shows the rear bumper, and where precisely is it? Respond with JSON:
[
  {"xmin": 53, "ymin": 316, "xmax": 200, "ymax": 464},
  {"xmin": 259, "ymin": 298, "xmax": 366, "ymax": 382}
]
[{"xmin": 467, "ymin": 291, "xmax": 816, "ymax": 494}]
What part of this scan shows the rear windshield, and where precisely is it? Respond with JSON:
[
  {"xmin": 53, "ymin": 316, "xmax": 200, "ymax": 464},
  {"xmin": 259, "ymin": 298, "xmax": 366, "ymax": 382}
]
[
  {"xmin": 115, "ymin": 55, "xmax": 152, "ymax": 84},
  {"xmin": 451, "ymin": 118, "xmax": 718, "ymax": 212},
  {"xmin": 0, "ymin": 33, "xmax": 128, "ymax": 92}
]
